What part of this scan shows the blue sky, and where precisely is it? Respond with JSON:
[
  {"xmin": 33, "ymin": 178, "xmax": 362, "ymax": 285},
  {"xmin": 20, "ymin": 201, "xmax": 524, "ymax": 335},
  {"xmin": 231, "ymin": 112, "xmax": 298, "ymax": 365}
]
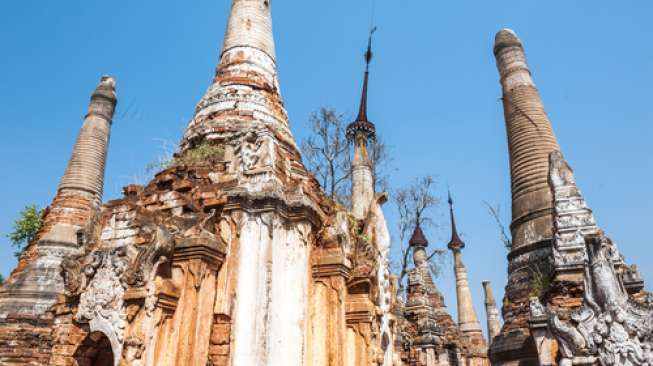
[{"xmin": 1, "ymin": 1, "xmax": 651, "ymax": 335}]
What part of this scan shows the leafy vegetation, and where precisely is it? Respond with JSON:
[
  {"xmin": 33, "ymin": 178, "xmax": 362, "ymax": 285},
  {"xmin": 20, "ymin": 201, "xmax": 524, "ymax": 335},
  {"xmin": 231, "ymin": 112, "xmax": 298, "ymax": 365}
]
[
  {"xmin": 529, "ymin": 264, "xmax": 551, "ymax": 298},
  {"xmin": 8, "ymin": 205, "xmax": 44, "ymax": 258},
  {"xmin": 148, "ymin": 141, "xmax": 225, "ymax": 172}
]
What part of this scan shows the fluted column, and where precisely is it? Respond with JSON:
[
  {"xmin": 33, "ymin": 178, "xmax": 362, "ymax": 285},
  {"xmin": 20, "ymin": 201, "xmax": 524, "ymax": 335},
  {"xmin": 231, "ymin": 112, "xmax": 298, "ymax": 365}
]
[
  {"xmin": 0, "ymin": 76, "xmax": 116, "ymax": 318},
  {"xmin": 482, "ymin": 281, "xmax": 501, "ymax": 344},
  {"xmin": 495, "ymin": 29, "xmax": 560, "ymax": 250},
  {"xmin": 58, "ymin": 75, "xmax": 116, "ymax": 204},
  {"xmin": 491, "ymin": 28, "xmax": 561, "ymax": 364}
]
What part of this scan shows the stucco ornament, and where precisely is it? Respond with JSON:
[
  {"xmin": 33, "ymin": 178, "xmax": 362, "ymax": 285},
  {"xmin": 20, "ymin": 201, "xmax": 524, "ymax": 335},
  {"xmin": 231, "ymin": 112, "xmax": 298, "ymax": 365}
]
[
  {"xmin": 238, "ymin": 129, "xmax": 275, "ymax": 175},
  {"xmin": 76, "ymin": 247, "xmax": 129, "ymax": 366},
  {"xmin": 540, "ymin": 234, "xmax": 653, "ymax": 366},
  {"xmin": 122, "ymin": 225, "xmax": 175, "ymax": 288},
  {"xmin": 61, "ymin": 256, "xmax": 85, "ymax": 297},
  {"xmin": 121, "ymin": 336, "xmax": 144, "ymax": 366},
  {"xmin": 549, "ymin": 151, "xmax": 623, "ymax": 274}
]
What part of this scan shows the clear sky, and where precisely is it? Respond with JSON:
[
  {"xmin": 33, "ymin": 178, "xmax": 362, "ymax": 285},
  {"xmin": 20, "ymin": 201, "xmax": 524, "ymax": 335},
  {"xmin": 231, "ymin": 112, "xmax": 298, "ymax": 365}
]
[{"xmin": 1, "ymin": 0, "xmax": 651, "ymax": 336}]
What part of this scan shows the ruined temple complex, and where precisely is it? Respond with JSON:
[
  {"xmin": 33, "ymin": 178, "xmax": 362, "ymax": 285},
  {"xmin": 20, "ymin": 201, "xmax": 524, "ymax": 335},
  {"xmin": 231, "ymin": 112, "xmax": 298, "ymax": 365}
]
[{"xmin": 0, "ymin": 1, "xmax": 650, "ymax": 366}]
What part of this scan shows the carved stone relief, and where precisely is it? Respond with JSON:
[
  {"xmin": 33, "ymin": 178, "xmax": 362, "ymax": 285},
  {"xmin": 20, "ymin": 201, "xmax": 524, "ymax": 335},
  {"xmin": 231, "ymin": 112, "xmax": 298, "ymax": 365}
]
[
  {"xmin": 549, "ymin": 151, "xmax": 623, "ymax": 274},
  {"xmin": 76, "ymin": 247, "xmax": 130, "ymax": 366},
  {"xmin": 237, "ymin": 129, "xmax": 276, "ymax": 176},
  {"xmin": 531, "ymin": 235, "xmax": 653, "ymax": 366}
]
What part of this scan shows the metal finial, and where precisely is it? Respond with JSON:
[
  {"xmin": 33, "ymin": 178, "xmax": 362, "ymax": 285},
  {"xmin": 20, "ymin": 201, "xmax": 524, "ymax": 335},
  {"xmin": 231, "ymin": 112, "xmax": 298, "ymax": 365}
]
[{"xmin": 365, "ymin": 27, "xmax": 377, "ymax": 69}]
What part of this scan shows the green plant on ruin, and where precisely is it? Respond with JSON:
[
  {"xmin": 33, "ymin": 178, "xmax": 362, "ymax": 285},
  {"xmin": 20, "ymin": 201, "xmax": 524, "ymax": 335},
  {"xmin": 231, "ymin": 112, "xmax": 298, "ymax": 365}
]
[
  {"xmin": 528, "ymin": 264, "xmax": 551, "ymax": 298},
  {"xmin": 8, "ymin": 205, "xmax": 44, "ymax": 258},
  {"xmin": 148, "ymin": 141, "xmax": 225, "ymax": 172}
]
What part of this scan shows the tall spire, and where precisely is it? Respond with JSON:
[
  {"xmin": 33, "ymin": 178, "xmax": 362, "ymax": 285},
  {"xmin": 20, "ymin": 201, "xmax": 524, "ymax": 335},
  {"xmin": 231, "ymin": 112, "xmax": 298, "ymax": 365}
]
[
  {"xmin": 181, "ymin": 0, "xmax": 293, "ymax": 151},
  {"xmin": 446, "ymin": 192, "xmax": 484, "ymax": 342},
  {"xmin": 494, "ymin": 28, "xmax": 560, "ymax": 251},
  {"xmin": 490, "ymin": 28, "xmax": 562, "ymax": 362},
  {"xmin": 58, "ymin": 75, "xmax": 117, "ymax": 204},
  {"xmin": 447, "ymin": 190, "xmax": 464, "ymax": 251},
  {"xmin": 349, "ymin": 28, "xmax": 377, "ymax": 219},
  {"xmin": 347, "ymin": 27, "xmax": 377, "ymax": 143},
  {"xmin": 0, "ymin": 76, "xmax": 117, "ymax": 318}
]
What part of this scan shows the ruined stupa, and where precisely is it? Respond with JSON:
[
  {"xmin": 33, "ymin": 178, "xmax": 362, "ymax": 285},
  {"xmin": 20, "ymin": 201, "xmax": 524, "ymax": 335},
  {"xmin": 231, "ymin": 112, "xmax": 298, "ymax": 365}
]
[
  {"xmin": 0, "ymin": 1, "xmax": 398, "ymax": 365},
  {"xmin": 489, "ymin": 28, "xmax": 652, "ymax": 366}
]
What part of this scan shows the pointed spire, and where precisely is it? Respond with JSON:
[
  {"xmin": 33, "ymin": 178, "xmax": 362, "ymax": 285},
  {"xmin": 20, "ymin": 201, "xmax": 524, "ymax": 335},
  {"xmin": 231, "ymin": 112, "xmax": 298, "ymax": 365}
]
[
  {"xmin": 409, "ymin": 223, "xmax": 429, "ymax": 248},
  {"xmin": 349, "ymin": 27, "xmax": 378, "ymax": 219},
  {"xmin": 347, "ymin": 27, "xmax": 377, "ymax": 142},
  {"xmin": 446, "ymin": 193, "xmax": 485, "ymax": 343},
  {"xmin": 447, "ymin": 190, "xmax": 465, "ymax": 251},
  {"xmin": 181, "ymin": 0, "xmax": 293, "ymax": 150}
]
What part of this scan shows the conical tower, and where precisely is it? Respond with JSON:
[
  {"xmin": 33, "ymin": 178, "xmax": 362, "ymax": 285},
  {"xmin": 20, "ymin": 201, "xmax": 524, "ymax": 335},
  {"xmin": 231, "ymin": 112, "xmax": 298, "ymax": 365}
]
[
  {"xmin": 182, "ymin": 0, "xmax": 294, "ymax": 152},
  {"xmin": 0, "ymin": 76, "xmax": 117, "ymax": 318},
  {"xmin": 490, "ymin": 29, "xmax": 562, "ymax": 363},
  {"xmin": 348, "ymin": 29, "xmax": 377, "ymax": 219},
  {"xmin": 446, "ymin": 193, "xmax": 487, "ymax": 358}
]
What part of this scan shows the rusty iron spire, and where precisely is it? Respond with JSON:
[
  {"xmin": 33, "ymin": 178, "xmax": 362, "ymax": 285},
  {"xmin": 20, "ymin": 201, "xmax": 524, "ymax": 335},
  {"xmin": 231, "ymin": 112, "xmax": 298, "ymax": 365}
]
[
  {"xmin": 347, "ymin": 27, "xmax": 377, "ymax": 141},
  {"xmin": 447, "ymin": 190, "xmax": 465, "ymax": 251}
]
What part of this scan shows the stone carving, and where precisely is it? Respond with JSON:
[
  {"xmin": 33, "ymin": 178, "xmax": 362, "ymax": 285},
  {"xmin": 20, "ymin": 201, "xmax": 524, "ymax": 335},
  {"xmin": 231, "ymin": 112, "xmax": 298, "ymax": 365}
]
[
  {"xmin": 122, "ymin": 226, "xmax": 175, "ymax": 288},
  {"xmin": 529, "ymin": 297, "xmax": 546, "ymax": 318},
  {"xmin": 61, "ymin": 256, "xmax": 85, "ymax": 297},
  {"xmin": 549, "ymin": 150, "xmax": 576, "ymax": 187},
  {"xmin": 238, "ymin": 130, "xmax": 275, "ymax": 175},
  {"xmin": 122, "ymin": 336, "xmax": 145, "ymax": 365},
  {"xmin": 535, "ymin": 234, "xmax": 653, "ymax": 366},
  {"xmin": 76, "ymin": 247, "xmax": 129, "ymax": 366},
  {"xmin": 549, "ymin": 151, "xmax": 624, "ymax": 274}
]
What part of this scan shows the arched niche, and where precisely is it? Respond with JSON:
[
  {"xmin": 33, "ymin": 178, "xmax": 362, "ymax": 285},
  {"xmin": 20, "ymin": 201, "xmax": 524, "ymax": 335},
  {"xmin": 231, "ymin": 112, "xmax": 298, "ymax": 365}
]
[{"xmin": 73, "ymin": 331, "xmax": 115, "ymax": 366}]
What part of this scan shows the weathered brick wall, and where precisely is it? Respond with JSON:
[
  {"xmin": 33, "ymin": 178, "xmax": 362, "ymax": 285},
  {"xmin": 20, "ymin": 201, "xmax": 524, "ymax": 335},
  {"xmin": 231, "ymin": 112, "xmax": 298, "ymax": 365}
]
[
  {"xmin": 0, "ymin": 316, "xmax": 53, "ymax": 365},
  {"xmin": 208, "ymin": 315, "xmax": 232, "ymax": 366}
]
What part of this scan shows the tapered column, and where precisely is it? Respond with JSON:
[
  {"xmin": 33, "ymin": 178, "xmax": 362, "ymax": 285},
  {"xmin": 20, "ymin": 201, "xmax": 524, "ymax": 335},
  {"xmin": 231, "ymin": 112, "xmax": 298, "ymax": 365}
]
[
  {"xmin": 0, "ymin": 76, "xmax": 116, "ymax": 318},
  {"xmin": 350, "ymin": 134, "xmax": 374, "ymax": 219},
  {"xmin": 451, "ymin": 250, "xmax": 482, "ymax": 335},
  {"xmin": 482, "ymin": 281, "xmax": 501, "ymax": 344},
  {"xmin": 446, "ymin": 194, "xmax": 483, "ymax": 336},
  {"xmin": 491, "ymin": 28, "xmax": 561, "ymax": 364},
  {"xmin": 348, "ymin": 31, "xmax": 377, "ymax": 219},
  {"xmin": 58, "ymin": 75, "xmax": 116, "ymax": 205},
  {"xmin": 495, "ymin": 28, "xmax": 560, "ymax": 252}
]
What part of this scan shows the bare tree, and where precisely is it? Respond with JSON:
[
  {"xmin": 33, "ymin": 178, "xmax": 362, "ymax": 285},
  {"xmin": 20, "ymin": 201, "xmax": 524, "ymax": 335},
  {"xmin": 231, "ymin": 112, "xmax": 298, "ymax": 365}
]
[
  {"xmin": 483, "ymin": 201, "xmax": 512, "ymax": 250},
  {"xmin": 301, "ymin": 106, "xmax": 392, "ymax": 205},
  {"xmin": 301, "ymin": 107, "xmax": 351, "ymax": 201},
  {"xmin": 392, "ymin": 176, "xmax": 446, "ymax": 296}
]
